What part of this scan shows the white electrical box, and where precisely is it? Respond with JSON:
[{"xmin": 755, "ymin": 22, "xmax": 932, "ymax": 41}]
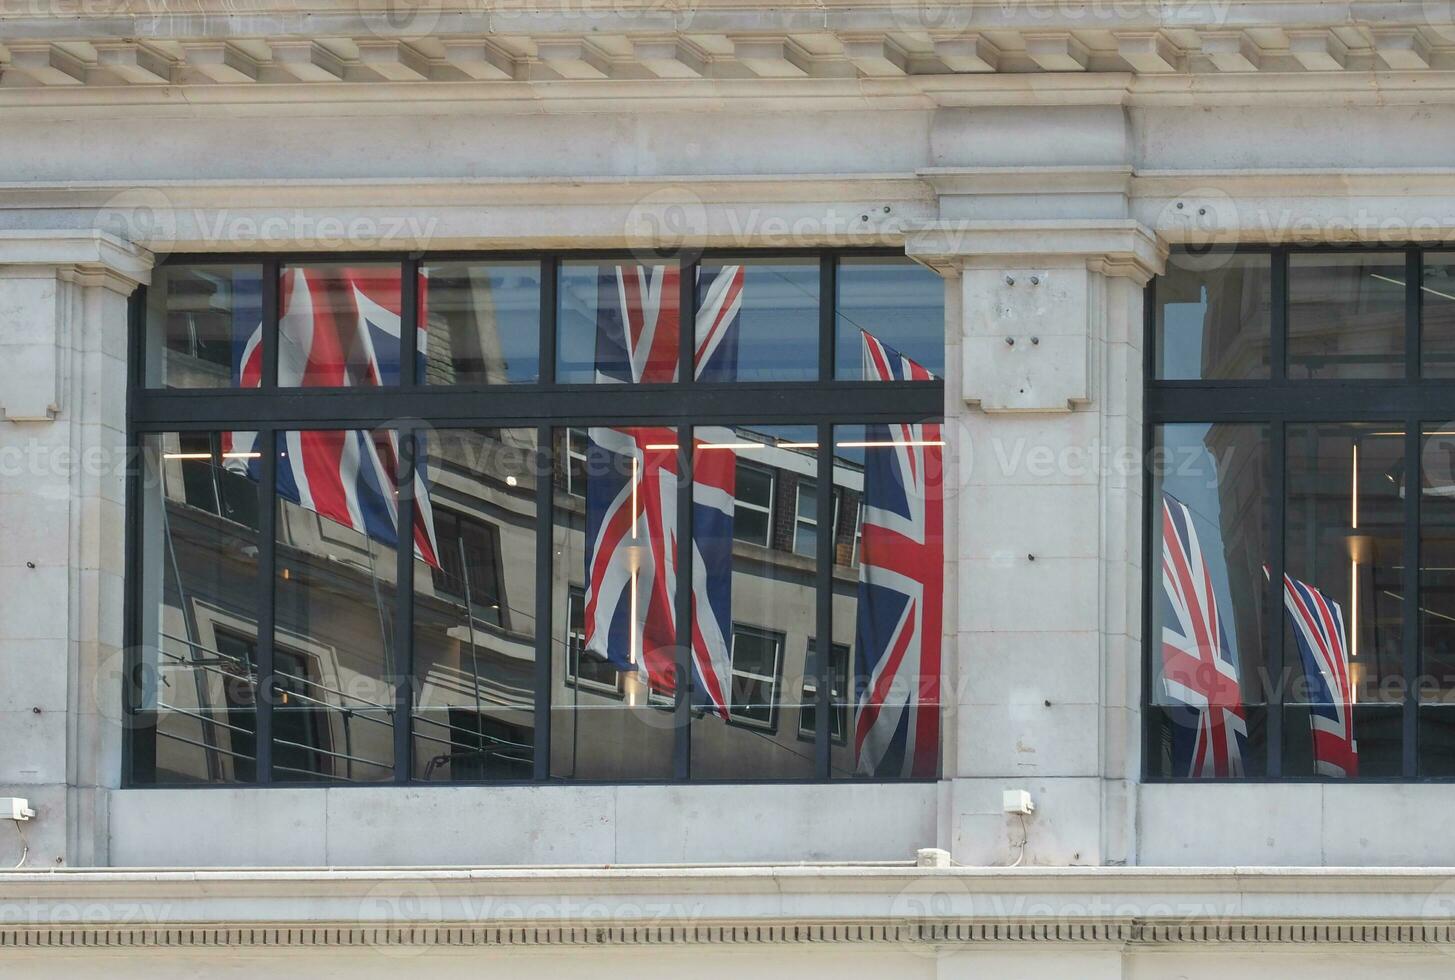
[
  {"xmin": 0, "ymin": 798, "xmax": 35, "ymax": 821},
  {"xmin": 1002, "ymin": 789, "xmax": 1035, "ymax": 815}
]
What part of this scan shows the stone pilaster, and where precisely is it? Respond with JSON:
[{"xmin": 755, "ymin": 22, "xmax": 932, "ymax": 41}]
[
  {"xmin": 909, "ymin": 222, "xmax": 1164, "ymax": 867},
  {"xmin": 0, "ymin": 231, "xmax": 152, "ymax": 866}
]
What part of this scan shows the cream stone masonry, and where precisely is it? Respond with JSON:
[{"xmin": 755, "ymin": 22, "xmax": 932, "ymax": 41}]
[{"xmin": 0, "ymin": 232, "xmax": 152, "ymax": 868}]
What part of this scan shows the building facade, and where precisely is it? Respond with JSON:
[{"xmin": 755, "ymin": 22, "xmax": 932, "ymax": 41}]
[{"xmin": 7, "ymin": 0, "xmax": 1455, "ymax": 975}]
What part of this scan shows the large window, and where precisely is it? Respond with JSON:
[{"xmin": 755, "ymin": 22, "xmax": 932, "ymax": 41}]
[
  {"xmin": 1147, "ymin": 245, "xmax": 1455, "ymax": 781},
  {"xmin": 128, "ymin": 251, "xmax": 945, "ymax": 785}
]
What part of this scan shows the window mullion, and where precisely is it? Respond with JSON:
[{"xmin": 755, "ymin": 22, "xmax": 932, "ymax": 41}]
[
  {"xmin": 814, "ymin": 421, "xmax": 833, "ymax": 779},
  {"xmin": 392, "ymin": 425, "xmax": 415, "ymax": 784},
  {"xmin": 1266, "ymin": 421, "xmax": 1285, "ymax": 779},
  {"xmin": 674, "ymin": 423, "xmax": 694, "ymax": 781},
  {"xmin": 255, "ymin": 425, "xmax": 277, "ymax": 784},
  {"xmin": 1404, "ymin": 423, "xmax": 1420, "ymax": 778},
  {"xmin": 261, "ymin": 258, "xmax": 280, "ymax": 389},
  {"xmin": 534, "ymin": 424, "xmax": 554, "ymax": 782}
]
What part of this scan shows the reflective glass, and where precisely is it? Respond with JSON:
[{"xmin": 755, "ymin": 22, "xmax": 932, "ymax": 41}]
[
  {"xmin": 278, "ymin": 264, "xmax": 405, "ymax": 387},
  {"xmin": 1148, "ymin": 423, "xmax": 1270, "ymax": 779},
  {"xmin": 1288, "ymin": 253, "xmax": 1405, "ymax": 380},
  {"xmin": 689, "ymin": 424, "xmax": 818, "ymax": 779},
  {"xmin": 830, "ymin": 421, "xmax": 945, "ymax": 779},
  {"xmin": 835, "ymin": 258, "xmax": 944, "ymax": 380},
  {"xmin": 1283, "ymin": 423, "xmax": 1404, "ymax": 779},
  {"xmin": 1155, "ymin": 254, "xmax": 1271, "ymax": 380},
  {"xmin": 556, "ymin": 260, "xmax": 679, "ymax": 384},
  {"xmin": 550, "ymin": 425, "xmax": 679, "ymax": 779},
  {"xmin": 132, "ymin": 432, "xmax": 262, "ymax": 783},
  {"xmin": 272, "ymin": 429, "xmax": 406, "ymax": 780},
  {"xmin": 421, "ymin": 263, "xmax": 541, "ymax": 384},
  {"xmin": 697, "ymin": 259, "xmax": 818, "ymax": 382},
  {"xmin": 412, "ymin": 428, "xmax": 539, "ymax": 781},
  {"xmin": 145, "ymin": 264, "xmax": 264, "ymax": 388}
]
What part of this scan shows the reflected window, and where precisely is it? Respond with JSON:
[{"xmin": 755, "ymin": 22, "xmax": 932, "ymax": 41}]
[
  {"xmin": 733, "ymin": 462, "xmax": 774, "ymax": 547},
  {"xmin": 728, "ymin": 626, "xmax": 784, "ymax": 729},
  {"xmin": 563, "ymin": 428, "xmax": 590, "ymax": 498},
  {"xmin": 799, "ymin": 639, "xmax": 850, "ymax": 742}
]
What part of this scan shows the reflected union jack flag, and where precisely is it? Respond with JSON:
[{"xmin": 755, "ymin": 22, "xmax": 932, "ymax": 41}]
[
  {"xmin": 222, "ymin": 266, "xmax": 440, "ymax": 566},
  {"xmin": 1282, "ymin": 572, "xmax": 1358, "ymax": 778},
  {"xmin": 582, "ymin": 264, "xmax": 744, "ymax": 716},
  {"xmin": 853, "ymin": 330, "xmax": 943, "ymax": 778},
  {"xmin": 1159, "ymin": 492, "xmax": 1246, "ymax": 778}
]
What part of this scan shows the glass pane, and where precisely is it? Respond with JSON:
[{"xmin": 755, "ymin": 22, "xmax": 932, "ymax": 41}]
[
  {"xmin": 131, "ymin": 432, "xmax": 262, "ymax": 783},
  {"xmin": 831, "ymin": 421, "xmax": 944, "ymax": 779},
  {"xmin": 550, "ymin": 425, "xmax": 679, "ymax": 779},
  {"xmin": 1288, "ymin": 253, "xmax": 1406, "ymax": 380},
  {"xmin": 698, "ymin": 259, "xmax": 817, "ymax": 382},
  {"xmin": 1154, "ymin": 253, "xmax": 1271, "ymax": 380},
  {"xmin": 690, "ymin": 425, "xmax": 818, "ymax": 779},
  {"xmin": 145, "ymin": 264, "xmax": 264, "ymax": 389},
  {"xmin": 1150, "ymin": 424, "xmax": 1269, "ymax": 779},
  {"xmin": 421, "ymin": 263, "xmax": 541, "ymax": 384},
  {"xmin": 556, "ymin": 260, "xmax": 679, "ymax": 384},
  {"xmin": 732, "ymin": 463, "xmax": 773, "ymax": 547},
  {"xmin": 1422, "ymin": 255, "xmax": 1455, "ymax": 377},
  {"xmin": 1421, "ymin": 424, "xmax": 1455, "ymax": 704},
  {"xmin": 412, "ymin": 429, "xmax": 539, "ymax": 781},
  {"xmin": 272, "ymin": 429, "xmax": 406, "ymax": 781},
  {"xmin": 278, "ymin": 264, "xmax": 405, "ymax": 387},
  {"xmin": 835, "ymin": 258, "xmax": 944, "ymax": 380},
  {"xmin": 1419, "ymin": 705, "xmax": 1455, "ymax": 776},
  {"xmin": 1284, "ymin": 423, "xmax": 1404, "ymax": 779},
  {"xmin": 799, "ymin": 639, "xmax": 850, "ymax": 743}
]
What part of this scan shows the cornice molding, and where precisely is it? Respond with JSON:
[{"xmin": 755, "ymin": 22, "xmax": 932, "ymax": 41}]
[
  {"xmin": 0, "ymin": 230, "xmax": 154, "ymax": 289},
  {"xmin": 905, "ymin": 220, "xmax": 1165, "ymax": 282}
]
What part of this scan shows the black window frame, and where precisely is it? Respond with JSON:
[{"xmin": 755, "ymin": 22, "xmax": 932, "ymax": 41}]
[
  {"xmin": 124, "ymin": 247, "xmax": 944, "ymax": 787},
  {"xmin": 1143, "ymin": 242, "xmax": 1455, "ymax": 783}
]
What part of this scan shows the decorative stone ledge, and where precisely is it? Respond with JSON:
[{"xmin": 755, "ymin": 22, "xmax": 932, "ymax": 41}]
[
  {"xmin": 4, "ymin": 866, "xmax": 1455, "ymax": 948},
  {"xmin": 5, "ymin": 919, "xmax": 1455, "ymax": 949},
  {"xmin": 6, "ymin": 24, "xmax": 1455, "ymax": 90}
]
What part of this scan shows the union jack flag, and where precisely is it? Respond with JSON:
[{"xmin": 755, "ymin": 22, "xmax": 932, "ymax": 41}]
[
  {"xmin": 1281, "ymin": 572, "xmax": 1358, "ymax": 778},
  {"xmin": 853, "ymin": 330, "xmax": 943, "ymax": 778},
  {"xmin": 1159, "ymin": 492, "xmax": 1246, "ymax": 778},
  {"xmin": 223, "ymin": 266, "xmax": 440, "ymax": 566},
  {"xmin": 582, "ymin": 264, "xmax": 743, "ymax": 715}
]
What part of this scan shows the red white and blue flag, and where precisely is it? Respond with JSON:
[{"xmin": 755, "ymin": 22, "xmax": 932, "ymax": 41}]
[
  {"xmin": 1159, "ymin": 492, "xmax": 1246, "ymax": 777},
  {"xmin": 1281, "ymin": 572, "xmax": 1358, "ymax": 778},
  {"xmin": 223, "ymin": 266, "xmax": 440, "ymax": 566},
  {"xmin": 853, "ymin": 330, "xmax": 943, "ymax": 778},
  {"xmin": 582, "ymin": 264, "xmax": 743, "ymax": 716}
]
